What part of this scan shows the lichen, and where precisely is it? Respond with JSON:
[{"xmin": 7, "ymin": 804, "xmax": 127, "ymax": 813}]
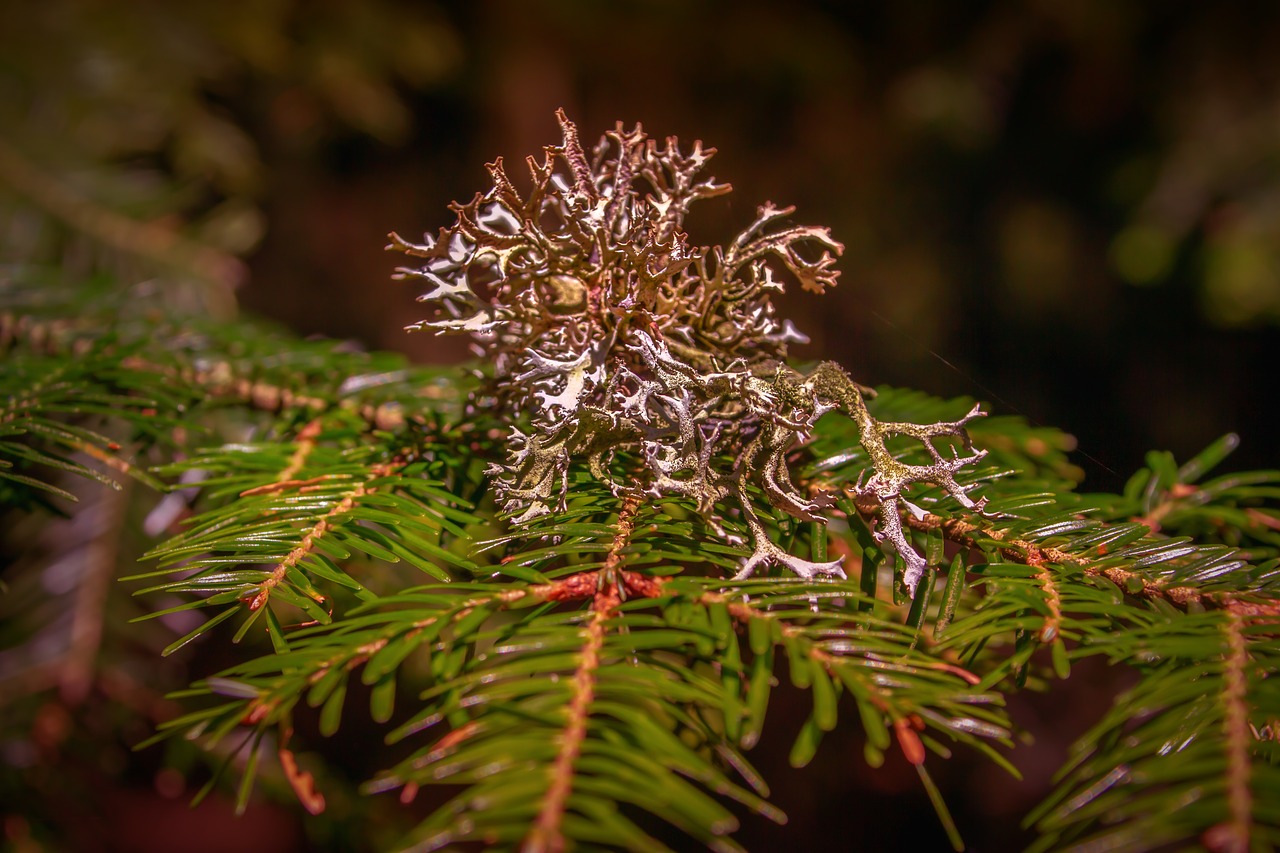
[{"xmin": 390, "ymin": 110, "xmax": 987, "ymax": 593}]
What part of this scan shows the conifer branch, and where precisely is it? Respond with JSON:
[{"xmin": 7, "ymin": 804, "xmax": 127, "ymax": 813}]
[
  {"xmin": 526, "ymin": 495, "xmax": 640, "ymax": 853},
  {"xmin": 1, "ymin": 303, "xmax": 447, "ymax": 435},
  {"xmin": 0, "ymin": 137, "xmax": 245, "ymax": 295},
  {"xmin": 245, "ymin": 461, "xmax": 399, "ymax": 612},
  {"xmin": 1204, "ymin": 608, "xmax": 1254, "ymax": 853},
  {"xmin": 7, "ymin": 110, "xmax": 1280, "ymax": 853},
  {"xmin": 846, "ymin": 490, "xmax": 1254, "ymax": 612},
  {"xmin": 273, "ymin": 418, "xmax": 324, "ymax": 485},
  {"xmin": 1029, "ymin": 554, "xmax": 1063, "ymax": 643}
]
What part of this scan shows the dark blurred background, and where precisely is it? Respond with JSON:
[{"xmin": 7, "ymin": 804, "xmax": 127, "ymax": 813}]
[{"xmin": 2, "ymin": 1, "xmax": 1279, "ymax": 850}]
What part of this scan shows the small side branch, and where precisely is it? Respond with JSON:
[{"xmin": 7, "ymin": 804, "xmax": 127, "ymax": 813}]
[
  {"xmin": 524, "ymin": 495, "xmax": 640, "ymax": 853},
  {"xmin": 1, "ymin": 323, "xmax": 414, "ymax": 434},
  {"xmin": 1029, "ymin": 554, "xmax": 1063, "ymax": 643},
  {"xmin": 278, "ymin": 419, "xmax": 324, "ymax": 483},
  {"xmin": 846, "ymin": 491, "xmax": 1279, "ymax": 614},
  {"xmin": 1204, "ymin": 609, "xmax": 1253, "ymax": 853},
  {"xmin": 707, "ymin": 591, "xmax": 938, "ymax": 767},
  {"xmin": 239, "ymin": 419, "xmax": 326, "ymax": 497},
  {"xmin": 244, "ymin": 462, "xmax": 397, "ymax": 612}
]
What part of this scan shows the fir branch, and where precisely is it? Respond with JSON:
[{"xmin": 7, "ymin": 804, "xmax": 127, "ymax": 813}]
[
  {"xmin": 0, "ymin": 137, "xmax": 246, "ymax": 295},
  {"xmin": 9, "ymin": 109, "xmax": 1280, "ymax": 853},
  {"xmin": 1025, "ymin": 608, "xmax": 1280, "ymax": 852},
  {"xmin": 845, "ymin": 489, "xmax": 1257, "ymax": 612},
  {"xmin": 695, "ymin": 580, "xmax": 1011, "ymax": 778},
  {"xmin": 1204, "ymin": 607, "xmax": 1254, "ymax": 853},
  {"xmin": 1029, "ymin": 553, "xmax": 1064, "ymax": 643},
  {"xmin": 245, "ymin": 460, "xmax": 400, "ymax": 612},
  {"xmin": 1, "ymin": 282, "xmax": 470, "ymax": 439},
  {"xmin": 273, "ymin": 418, "xmax": 325, "ymax": 485},
  {"xmin": 527, "ymin": 493, "xmax": 640, "ymax": 853}
]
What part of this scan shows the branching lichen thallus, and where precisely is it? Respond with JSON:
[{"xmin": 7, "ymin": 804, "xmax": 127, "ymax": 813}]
[{"xmin": 388, "ymin": 109, "xmax": 988, "ymax": 594}]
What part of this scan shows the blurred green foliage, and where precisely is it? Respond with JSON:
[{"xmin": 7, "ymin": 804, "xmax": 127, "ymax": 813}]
[{"xmin": 0, "ymin": 0, "xmax": 460, "ymax": 301}]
